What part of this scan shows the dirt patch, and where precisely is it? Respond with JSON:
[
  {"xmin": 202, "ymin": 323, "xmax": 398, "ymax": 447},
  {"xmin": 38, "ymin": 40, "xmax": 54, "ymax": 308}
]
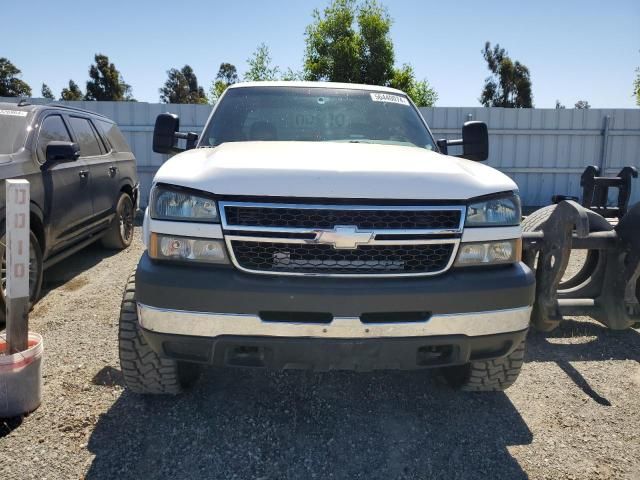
[{"xmin": 60, "ymin": 276, "xmax": 89, "ymax": 292}]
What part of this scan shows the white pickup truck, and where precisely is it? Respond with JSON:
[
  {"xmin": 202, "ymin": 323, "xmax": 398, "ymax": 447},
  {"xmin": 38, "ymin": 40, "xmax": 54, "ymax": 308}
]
[{"xmin": 119, "ymin": 82, "xmax": 534, "ymax": 395}]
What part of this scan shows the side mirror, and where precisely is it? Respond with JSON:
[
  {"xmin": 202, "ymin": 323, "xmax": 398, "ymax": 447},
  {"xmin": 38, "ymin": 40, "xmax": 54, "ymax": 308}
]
[
  {"xmin": 461, "ymin": 121, "xmax": 488, "ymax": 161},
  {"xmin": 153, "ymin": 113, "xmax": 199, "ymax": 154},
  {"xmin": 437, "ymin": 121, "xmax": 489, "ymax": 162},
  {"xmin": 43, "ymin": 141, "xmax": 80, "ymax": 168},
  {"xmin": 153, "ymin": 113, "xmax": 180, "ymax": 154}
]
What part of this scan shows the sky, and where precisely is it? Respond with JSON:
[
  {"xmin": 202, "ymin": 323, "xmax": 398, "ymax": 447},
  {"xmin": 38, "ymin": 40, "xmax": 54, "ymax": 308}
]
[{"xmin": 2, "ymin": 0, "xmax": 639, "ymax": 108}]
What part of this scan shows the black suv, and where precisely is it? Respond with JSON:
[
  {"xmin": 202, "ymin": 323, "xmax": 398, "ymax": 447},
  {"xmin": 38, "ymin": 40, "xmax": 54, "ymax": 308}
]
[{"xmin": 0, "ymin": 101, "xmax": 138, "ymax": 320}]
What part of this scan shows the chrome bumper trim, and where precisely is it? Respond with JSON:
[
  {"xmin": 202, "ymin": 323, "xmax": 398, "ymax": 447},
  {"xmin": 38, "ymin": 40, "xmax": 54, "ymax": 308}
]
[{"xmin": 137, "ymin": 304, "xmax": 532, "ymax": 339}]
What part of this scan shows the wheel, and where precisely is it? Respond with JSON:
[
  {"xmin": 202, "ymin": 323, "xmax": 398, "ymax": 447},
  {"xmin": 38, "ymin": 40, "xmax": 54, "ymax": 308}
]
[
  {"xmin": 442, "ymin": 340, "xmax": 526, "ymax": 392},
  {"xmin": 0, "ymin": 229, "xmax": 44, "ymax": 323},
  {"xmin": 119, "ymin": 272, "xmax": 200, "ymax": 395},
  {"xmin": 522, "ymin": 205, "xmax": 613, "ymax": 295},
  {"xmin": 101, "ymin": 193, "xmax": 134, "ymax": 250}
]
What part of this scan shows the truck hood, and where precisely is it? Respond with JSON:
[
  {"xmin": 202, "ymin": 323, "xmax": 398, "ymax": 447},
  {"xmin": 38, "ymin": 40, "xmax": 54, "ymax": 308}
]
[{"xmin": 154, "ymin": 141, "xmax": 517, "ymax": 200}]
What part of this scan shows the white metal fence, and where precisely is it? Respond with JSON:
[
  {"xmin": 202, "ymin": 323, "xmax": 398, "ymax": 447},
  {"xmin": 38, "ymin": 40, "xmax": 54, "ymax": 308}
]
[
  {"xmin": 424, "ymin": 107, "xmax": 640, "ymax": 207},
  {"xmin": 3, "ymin": 98, "xmax": 639, "ymax": 207}
]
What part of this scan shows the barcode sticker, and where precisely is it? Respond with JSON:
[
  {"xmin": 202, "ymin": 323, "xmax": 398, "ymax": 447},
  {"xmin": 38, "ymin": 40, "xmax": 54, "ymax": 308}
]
[
  {"xmin": 370, "ymin": 93, "xmax": 410, "ymax": 106},
  {"xmin": 0, "ymin": 110, "xmax": 28, "ymax": 117}
]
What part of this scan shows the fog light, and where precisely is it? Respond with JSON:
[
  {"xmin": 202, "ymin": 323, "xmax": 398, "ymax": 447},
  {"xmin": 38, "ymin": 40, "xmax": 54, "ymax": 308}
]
[
  {"xmin": 150, "ymin": 233, "xmax": 229, "ymax": 264},
  {"xmin": 455, "ymin": 239, "xmax": 520, "ymax": 266}
]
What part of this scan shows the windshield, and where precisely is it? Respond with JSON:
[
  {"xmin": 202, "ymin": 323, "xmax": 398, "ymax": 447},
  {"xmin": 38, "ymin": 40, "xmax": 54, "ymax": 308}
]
[
  {"xmin": 0, "ymin": 109, "xmax": 29, "ymax": 154},
  {"xmin": 200, "ymin": 86, "xmax": 436, "ymax": 150}
]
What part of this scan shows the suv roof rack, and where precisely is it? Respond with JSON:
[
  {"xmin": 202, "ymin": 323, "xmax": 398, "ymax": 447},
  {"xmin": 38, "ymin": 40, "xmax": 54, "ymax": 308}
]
[{"xmin": 45, "ymin": 103, "xmax": 111, "ymax": 119}]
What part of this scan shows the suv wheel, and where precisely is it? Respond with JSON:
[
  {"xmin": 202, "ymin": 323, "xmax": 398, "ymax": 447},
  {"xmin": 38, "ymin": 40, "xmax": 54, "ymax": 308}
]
[
  {"xmin": 119, "ymin": 272, "xmax": 201, "ymax": 394},
  {"xmin": 441, "ymin": 340, "xmax": 526, "ymax": 391},
  {"xmin": 101, "ymin": 193, "xmax": 134, "ymax": 250},
  {"xmin": 0, "ymin": 230, "xmax": 44, "ymax": 323}
]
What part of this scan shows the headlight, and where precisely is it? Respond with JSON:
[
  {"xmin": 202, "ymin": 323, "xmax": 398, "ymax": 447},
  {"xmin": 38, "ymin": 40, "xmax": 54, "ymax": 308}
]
[
  {"xmin": 466, "ymin": 194, "xmax": 521, "ymax": 226},
  {"xmin": 150, "ymin": 185, "xmax": 218, "ymax": 222},
  {"xmin": 454, "ymin": 239, "xmax": 521, "ymax": 267},
  {"xmin": 149, "ymin": 233, "xmax": 229, "ymax": 264}
]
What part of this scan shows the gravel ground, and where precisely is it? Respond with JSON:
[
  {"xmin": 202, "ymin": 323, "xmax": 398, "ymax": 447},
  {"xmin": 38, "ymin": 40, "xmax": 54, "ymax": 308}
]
[{"xmin": 1, "ymin": 230, "xmax": 639, "ymax": 480}]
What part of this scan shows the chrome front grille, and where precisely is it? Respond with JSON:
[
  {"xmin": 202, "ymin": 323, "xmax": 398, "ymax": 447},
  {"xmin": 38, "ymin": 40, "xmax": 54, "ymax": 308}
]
[{"xmin": 220, "ymin": 201, "xmax": 465, "ymax": 277}]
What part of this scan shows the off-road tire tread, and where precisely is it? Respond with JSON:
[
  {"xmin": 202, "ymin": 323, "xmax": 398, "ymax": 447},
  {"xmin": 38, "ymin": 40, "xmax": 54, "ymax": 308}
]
[
  {"xmin": 454, "ymin": 340, "xmax": 526, "ymax": 392},
  {"xmin": 118, "ymin": 271, "xmax": 183, "ymax": 395}
]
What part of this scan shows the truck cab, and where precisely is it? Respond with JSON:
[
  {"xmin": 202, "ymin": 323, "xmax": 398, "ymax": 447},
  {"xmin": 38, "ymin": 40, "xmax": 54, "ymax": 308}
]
[{"xmin": 119, "ymin": 82, "xmax": 534, "ymax": 394}]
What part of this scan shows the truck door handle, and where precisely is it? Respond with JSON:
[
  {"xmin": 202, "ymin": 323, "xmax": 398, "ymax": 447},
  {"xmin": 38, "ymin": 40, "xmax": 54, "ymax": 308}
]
[
  {"xmin": 109, "ymin": 166, "xmax": 118, "ymax": 176},
  {"xmin": 78, "ymin": 170, "xmax": 89, "ymax": 179}
]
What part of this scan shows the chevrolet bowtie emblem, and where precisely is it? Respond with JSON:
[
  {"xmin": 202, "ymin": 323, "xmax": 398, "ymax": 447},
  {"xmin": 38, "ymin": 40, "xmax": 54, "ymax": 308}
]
[{"xmin": 314, "ymin": 225, "xmax": 374, "ymax": 249}]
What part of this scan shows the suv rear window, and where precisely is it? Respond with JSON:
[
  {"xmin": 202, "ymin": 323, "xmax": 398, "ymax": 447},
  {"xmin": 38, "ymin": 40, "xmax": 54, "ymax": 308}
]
[
  {"xmin": 0, "ymin": 109, "xmax": 29, "ymax": 154},
  {"xmin": 69, "ymin": 116, "xmax": 103, "ymax": 157},
  {"xmin": 96, "ymin": 119, "xmax": 131, "ymax": 153}
]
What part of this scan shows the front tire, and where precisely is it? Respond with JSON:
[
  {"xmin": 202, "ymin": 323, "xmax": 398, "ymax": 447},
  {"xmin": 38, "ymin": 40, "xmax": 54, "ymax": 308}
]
[
  {"xmin": 441, "ymin": 340, "xmax": 526, "ymax": 392},
  {"xmin": 119, "ymin": 272, "xmax": 200, "ymax": 395},
  {"xmin": 101, "ymin": 193, "xmax": 134, "ymax": 250},
  {"xmin": 0, "ymin": 230, "xmax": 44, "ymax": 323}
]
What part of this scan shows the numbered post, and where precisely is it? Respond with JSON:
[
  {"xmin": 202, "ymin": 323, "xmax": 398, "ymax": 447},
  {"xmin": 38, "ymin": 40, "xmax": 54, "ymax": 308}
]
[{"xmin": 5, "ymin": 179, "xmax": 30, "ymax": 354}]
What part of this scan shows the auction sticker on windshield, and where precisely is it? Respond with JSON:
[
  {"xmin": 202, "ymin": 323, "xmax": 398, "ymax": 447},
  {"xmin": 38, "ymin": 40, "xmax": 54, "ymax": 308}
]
[
  {"xmin": 0, "ymin": 110, "xmax": 28, "ymax": 117},
  {"xmin": 370, "ymin": 93, "xmax": 410, "ymax": 106}
]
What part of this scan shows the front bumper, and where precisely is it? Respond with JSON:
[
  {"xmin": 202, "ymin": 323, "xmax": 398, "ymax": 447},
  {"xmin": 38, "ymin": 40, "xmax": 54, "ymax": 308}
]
[{"xmin": 134, "ymin": 254, "xmax": 535, "ymax": 370}]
